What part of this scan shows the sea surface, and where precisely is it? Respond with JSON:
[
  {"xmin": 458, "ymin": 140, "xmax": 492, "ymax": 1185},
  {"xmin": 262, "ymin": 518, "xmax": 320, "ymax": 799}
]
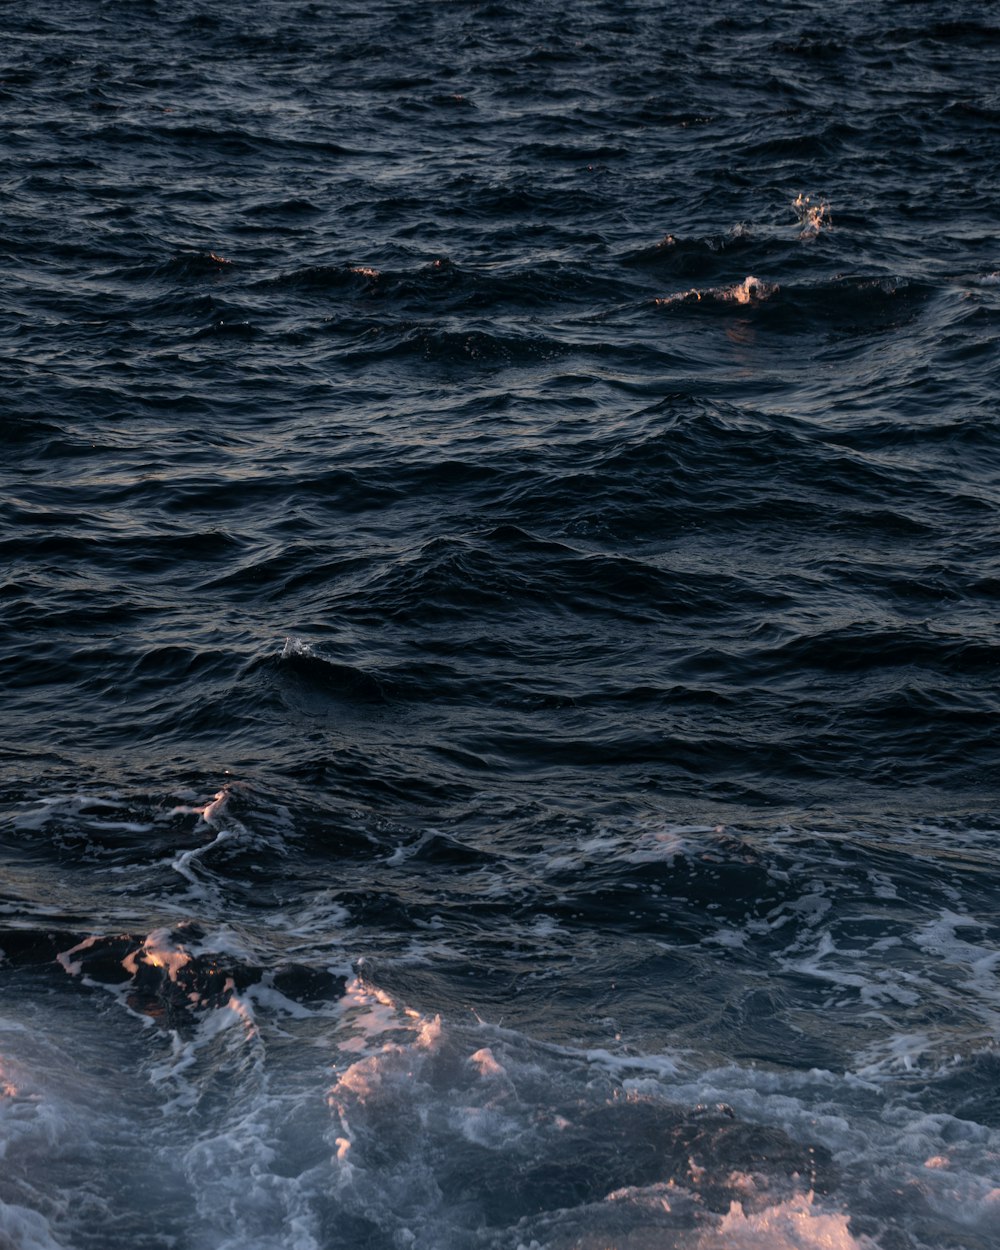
[{"xmin": 2, "ymin": 1, "xmax": 1000, "ymax": 1247}]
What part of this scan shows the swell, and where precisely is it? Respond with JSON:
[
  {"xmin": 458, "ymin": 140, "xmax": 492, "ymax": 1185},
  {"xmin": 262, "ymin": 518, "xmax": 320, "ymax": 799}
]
[
  {"xmin": 3, "ymin": 0, "xmax": 999, "ymax": 823},
  {"xmin": 4, "ymin": 375, "xmax": 998, "ymax": 805}
]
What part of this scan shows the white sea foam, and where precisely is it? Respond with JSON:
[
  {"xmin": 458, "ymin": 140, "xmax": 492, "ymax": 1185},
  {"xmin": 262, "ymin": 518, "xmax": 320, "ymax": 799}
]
[
  {"xmin": 6, "ymin": 962, "xmax": 1000, "ymax": 1250},
  {"xmin": 11, "ymin": 791, "xmax": 156, "ymax": 839},
  {"xmin": 385, "ymin": 827, "xmax": 438, "ymax": 865},
  {"xmin": 0, "ymin": 1201, "xmax": 66, "ymax": 1250},
  {"xmin": 266, "ymin": 891, "xmax": 351, "ymax": 937},
  {"xmin": 281, "ymin": 635, "xmax": 316, "ymax": 659},
  {"xmin": 9, "ymin": 800, "xmax": 1000, "ymax": 1250}
]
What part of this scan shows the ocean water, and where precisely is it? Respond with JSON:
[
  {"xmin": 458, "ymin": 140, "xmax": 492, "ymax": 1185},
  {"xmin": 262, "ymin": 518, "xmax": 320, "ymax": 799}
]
[{"xmin": 2, "ymin": 1, "xmax": 999, "ymax": 1247}]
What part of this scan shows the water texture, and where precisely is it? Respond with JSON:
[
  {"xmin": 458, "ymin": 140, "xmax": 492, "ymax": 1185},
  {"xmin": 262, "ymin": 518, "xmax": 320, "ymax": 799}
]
[{"xmin": 2, "ymin": 2, "xmax": 999, "ymax": 1247}]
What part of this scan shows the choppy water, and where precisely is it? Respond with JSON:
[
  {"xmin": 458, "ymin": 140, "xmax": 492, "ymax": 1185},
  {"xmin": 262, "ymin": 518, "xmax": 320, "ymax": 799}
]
[{"xmin": 3, "ymin": 2, "xmax": 1000, "ymax": 1247}]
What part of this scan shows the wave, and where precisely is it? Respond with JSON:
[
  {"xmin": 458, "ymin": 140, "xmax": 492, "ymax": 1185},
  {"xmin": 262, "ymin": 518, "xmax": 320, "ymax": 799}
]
[{"xmin": 254, "ymin": 255, "xmax": 616, "ymax": 311}]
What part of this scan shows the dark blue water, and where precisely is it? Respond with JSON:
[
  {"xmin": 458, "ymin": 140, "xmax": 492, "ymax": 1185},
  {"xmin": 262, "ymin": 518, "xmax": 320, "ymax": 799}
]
[{"xmin": 3, "ymin": 2, "xmax": 1000, "ymax": 1247}]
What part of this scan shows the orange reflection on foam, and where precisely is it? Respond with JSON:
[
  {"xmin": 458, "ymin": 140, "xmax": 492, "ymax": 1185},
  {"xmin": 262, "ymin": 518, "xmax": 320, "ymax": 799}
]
[
  {"xmin": 793, "ymin": 192, "xmax": 832, "ymax": 237},
  {"xmin": 724, "ymin": 275, "xmax": 774, "ymax": 304},
  {"xmin": 225, "ymin": 985, "xmax": 256, "ymax": 1030},
  {"xmin": 198, "ymin": 788, "xmax": 229, "ymax": 826},
  {"xmin": 469, "ymin": 1047, "xmax": 504, "ymax": 1078},
  {"xmin": 332, "ymin": 1056, "xmax": 381, "ymax": 1101},
  {"xmin": 56, "ymin": 934, "xmax": 102, "ymax": 976},
  {"xmin": 416, "ymin": 1015, "xmax": 441, "ymax": 1049},
  {"xmin": 337, "ymin": 978, "xmax": 405, "ymax": 1054},
  {"xmin": 121, "ymin": 928, "xmax": 192, "ymax": 983},
  {"xmin": 654, "ymin": 275, "xmax": 776, "ymax": 308}
]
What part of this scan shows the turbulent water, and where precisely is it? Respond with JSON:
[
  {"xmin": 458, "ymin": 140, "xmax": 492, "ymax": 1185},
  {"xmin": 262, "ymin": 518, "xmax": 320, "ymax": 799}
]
[{"xmin": 3, "ymin": 1, "xmax": 1000, "ymax": 1247}]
